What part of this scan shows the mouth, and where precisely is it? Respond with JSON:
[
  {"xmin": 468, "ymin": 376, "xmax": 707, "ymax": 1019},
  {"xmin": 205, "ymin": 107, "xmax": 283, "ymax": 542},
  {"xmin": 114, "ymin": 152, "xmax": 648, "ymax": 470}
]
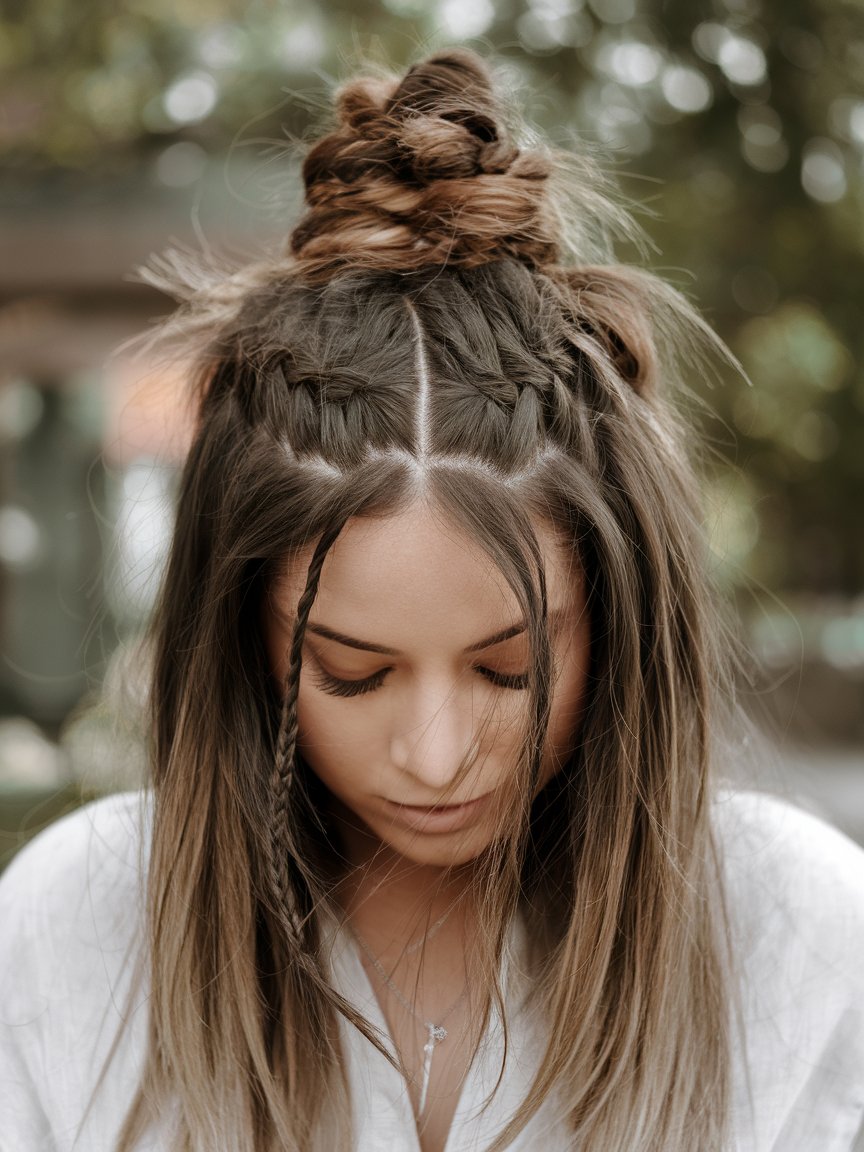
[{"xmin": 382, "ymin": 793, "xmax": 493, "ymax": 834}]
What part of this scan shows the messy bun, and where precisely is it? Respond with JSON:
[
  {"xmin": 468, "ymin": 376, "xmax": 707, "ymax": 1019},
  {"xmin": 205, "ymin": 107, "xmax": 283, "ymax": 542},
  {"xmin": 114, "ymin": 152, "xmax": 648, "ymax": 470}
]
[
  {"xmin": 134, "ymin": 49, "xmax": 727, "ymax": 404},
  {"xmin": 288, "ymin": 49, "xmax": 560, "ymax": 278}
]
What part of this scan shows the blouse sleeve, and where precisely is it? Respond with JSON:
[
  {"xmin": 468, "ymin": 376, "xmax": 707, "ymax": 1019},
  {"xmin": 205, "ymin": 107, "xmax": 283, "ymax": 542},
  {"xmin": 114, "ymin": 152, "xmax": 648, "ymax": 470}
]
[
  {"xmin": 715, "ymin": 789, "xmax": 864, "ymax": 1152},
  {"xmin": 0, "ymin": 834, "xmax": 56, "ymax": 1150},
  {"xmin": 0, "ymin": 793, "xmax": 150, "ymax": 1152}
]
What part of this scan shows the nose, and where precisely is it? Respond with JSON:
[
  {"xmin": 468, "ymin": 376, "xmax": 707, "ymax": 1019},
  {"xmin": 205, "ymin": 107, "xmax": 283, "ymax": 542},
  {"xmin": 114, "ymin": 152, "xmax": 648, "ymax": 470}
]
[{"xmin": 389, "ymin": 677, "xmax": 476, "ymax": 794}]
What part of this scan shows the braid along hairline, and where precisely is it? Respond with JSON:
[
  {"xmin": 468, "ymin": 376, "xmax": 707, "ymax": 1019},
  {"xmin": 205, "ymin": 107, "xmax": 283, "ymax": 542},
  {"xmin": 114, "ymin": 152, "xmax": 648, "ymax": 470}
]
[{"xmin": 281, "ymin": 442, "xmax": 568, "ymax": 481}]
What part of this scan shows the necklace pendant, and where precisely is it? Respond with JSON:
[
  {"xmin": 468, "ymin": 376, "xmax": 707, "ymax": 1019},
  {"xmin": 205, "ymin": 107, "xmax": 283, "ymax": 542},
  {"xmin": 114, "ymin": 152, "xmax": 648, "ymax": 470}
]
[{"xmin": 419, "ymin": 1021, "xmax": 447, "ymax": 1115}]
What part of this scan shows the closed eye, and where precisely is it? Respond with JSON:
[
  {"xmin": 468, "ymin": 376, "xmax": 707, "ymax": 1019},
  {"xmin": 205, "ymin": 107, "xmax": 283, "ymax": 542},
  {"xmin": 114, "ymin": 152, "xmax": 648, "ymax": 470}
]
[
  {"xmin": 477, "ymin": 668, "xmax": 529, "ymax": 690},
  {"xmin": 311, "ymin": 666, "xmax": 391, "ymax": 698},
  {"xmin": 310, "ymin": 665, "xmax": 529, "ymax": 699}
]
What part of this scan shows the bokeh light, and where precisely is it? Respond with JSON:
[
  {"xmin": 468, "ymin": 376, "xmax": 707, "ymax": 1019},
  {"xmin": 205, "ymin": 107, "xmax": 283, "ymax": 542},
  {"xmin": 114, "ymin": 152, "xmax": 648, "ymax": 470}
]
[
  {"xmin": 738, "ymin": 106, "xmax": 789, "ymax": 172},
  {"xmin": 273, "ymin": 16, "xmax": 326, "ymax": 68},
  {"xmin": 197, "ymin": 24, "xmax": 247, "ymax": 70},
  {"xmin": 598, "ymin": 40, "xmax": 663, "ymax": 87},
  {"xmin": 587, "ymin": 0, "xmax": 636, "ymax": 25},
  {"xmin": 438, "ymin": 0, "xmax": 496, "ymax": 39},
  {"xmin": 153, "ymin": 141, "xmax": 208, "ymax": 188},
  {"xmin": 717, "ymin": 34, "xmax": 768, "ymax": 87},
  {"xmin": 801, "ymin": 138, "xmax": 847, "ymax": 203},
  {"xmin": 661, "ymin": 65, "xmax": 713, "ymax": 114},
  {"xmin": 162, "ymin": 72, "xmax": 218, "ymax": 126},
  {"xmin": 0, "ymin": 507, "xmax": 42, "ymax": 571}
]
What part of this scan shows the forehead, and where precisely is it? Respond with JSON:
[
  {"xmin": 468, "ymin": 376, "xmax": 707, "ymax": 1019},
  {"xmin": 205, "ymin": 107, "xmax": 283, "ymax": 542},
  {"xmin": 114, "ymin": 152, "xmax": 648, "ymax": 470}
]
[{"xmin": 272, "ymin": 502, "xmax": 578, "ymax": 633}]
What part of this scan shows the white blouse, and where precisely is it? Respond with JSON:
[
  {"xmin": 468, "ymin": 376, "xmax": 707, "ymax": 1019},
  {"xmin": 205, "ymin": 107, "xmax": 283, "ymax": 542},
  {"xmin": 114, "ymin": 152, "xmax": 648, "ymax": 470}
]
[{"xmin": 1, "ymin": 788, "xmax": 863, "ymax": 1151}]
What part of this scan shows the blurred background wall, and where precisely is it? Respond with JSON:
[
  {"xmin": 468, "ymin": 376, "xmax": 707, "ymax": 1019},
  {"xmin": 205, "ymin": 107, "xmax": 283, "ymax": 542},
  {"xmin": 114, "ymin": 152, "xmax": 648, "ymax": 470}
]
[{"xmin": 1, "ymin": 0, "xmax": 863, "ymax": 856}]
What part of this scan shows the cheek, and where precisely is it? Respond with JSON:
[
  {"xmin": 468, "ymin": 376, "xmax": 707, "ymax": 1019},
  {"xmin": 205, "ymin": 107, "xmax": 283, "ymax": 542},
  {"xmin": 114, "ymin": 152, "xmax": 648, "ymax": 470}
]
[
  {"xmin": 294, "ymin": 676, "xmax": 385, "ymax": 792},
  {"xmin": 296, "ymin": 681, "xmax": 343, "ymax": 763}
]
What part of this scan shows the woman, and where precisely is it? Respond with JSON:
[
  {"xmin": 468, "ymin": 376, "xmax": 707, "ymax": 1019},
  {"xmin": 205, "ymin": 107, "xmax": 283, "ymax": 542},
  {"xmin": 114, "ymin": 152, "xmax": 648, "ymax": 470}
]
[{"xmin": 2, "ymin": 48, "xmax": 863, "ymax": 1152}]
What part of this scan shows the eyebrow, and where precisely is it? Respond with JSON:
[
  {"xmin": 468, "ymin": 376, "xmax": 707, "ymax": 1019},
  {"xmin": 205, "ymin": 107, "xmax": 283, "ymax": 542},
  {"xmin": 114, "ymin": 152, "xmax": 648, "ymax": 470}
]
[{"xmin": 305, "ymin": 608, "xmax": 568, "ymax": 657}]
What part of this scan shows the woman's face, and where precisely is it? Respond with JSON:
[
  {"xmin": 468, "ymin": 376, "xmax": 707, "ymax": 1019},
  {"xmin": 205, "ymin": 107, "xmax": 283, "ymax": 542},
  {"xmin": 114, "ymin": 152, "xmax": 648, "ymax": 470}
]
[{"xmin": 265, "ymin": 502, "xmax": 590, "ymax": 869}]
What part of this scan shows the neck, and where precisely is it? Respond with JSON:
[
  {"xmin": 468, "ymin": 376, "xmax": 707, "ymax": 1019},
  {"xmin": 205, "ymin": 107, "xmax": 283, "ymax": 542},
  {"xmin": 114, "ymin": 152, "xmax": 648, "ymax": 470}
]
[{"xmin": 330, "ymin": 806, "xmax": 474, "ymax": 952}]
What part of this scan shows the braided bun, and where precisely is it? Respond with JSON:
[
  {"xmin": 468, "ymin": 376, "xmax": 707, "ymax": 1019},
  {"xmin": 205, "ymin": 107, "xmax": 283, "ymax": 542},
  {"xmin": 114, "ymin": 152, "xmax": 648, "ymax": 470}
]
[
  {"xmin": 288, "ymin": 50, "xmax": 559, "ymax": 279},
  {"xmin": 134, "ymin": 49, "xmax": 730, "ymax": 404}
]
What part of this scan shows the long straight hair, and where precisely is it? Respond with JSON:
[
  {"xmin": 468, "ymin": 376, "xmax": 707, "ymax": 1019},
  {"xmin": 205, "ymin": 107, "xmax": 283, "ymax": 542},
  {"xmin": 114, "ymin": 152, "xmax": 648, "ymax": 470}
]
[{"xmin": 115, "ymin": 49, "xmax": 736, "ymax": 1152}]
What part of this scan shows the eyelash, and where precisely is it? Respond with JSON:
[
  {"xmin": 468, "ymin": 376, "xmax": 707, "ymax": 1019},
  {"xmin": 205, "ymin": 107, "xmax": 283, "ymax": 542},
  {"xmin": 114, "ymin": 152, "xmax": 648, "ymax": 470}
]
[{"xmin": 310, "ymin": 666, "xmax": 530, "ymax": 699}]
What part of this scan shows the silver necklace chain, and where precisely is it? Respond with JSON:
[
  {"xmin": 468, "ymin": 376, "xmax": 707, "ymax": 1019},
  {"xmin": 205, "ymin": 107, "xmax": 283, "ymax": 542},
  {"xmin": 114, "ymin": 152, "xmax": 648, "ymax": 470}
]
[
  {"xmin": 350, "ymin": 920, "xmax": 470, "ymax": 1116},
  {"xmin": 403, "ymin": 904, "xmax": 453, "ymax": 954}
]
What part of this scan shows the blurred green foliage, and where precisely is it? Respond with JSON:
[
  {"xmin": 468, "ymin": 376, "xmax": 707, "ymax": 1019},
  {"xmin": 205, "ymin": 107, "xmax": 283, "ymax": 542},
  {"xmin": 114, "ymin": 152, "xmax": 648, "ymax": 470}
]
[
  {"xmin": 1, "ymin": 0, "xmax": 863, "ymax": 594},
  {"xmin": 0, "ymin": 782, "xmax": 96, "ymax": 872}
]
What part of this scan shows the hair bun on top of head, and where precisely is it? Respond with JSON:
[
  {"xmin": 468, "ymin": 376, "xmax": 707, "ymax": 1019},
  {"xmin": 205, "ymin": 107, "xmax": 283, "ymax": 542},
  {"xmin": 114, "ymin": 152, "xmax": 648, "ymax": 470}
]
[
  {"xmin": 131, "ymin": 48, "xmax": 736, "ymax": 403},
  {"xmin": 287, "ymin": 49, "xmax": 560, "ymax": 279}
]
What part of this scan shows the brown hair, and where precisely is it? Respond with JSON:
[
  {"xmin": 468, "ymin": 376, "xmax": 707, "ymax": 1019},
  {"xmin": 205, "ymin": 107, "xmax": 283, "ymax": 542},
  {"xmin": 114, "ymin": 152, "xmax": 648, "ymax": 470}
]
[{"xmin": 116, "ymin": 48, "xmax": 734, "ymax": 1152}]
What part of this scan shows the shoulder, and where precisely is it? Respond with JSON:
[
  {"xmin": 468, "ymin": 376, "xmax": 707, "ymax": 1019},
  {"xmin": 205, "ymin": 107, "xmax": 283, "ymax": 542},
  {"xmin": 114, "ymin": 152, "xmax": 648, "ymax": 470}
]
[
  {"xmin": 0, "ymin": 794, "xmax": 153, "ymax": 1145},
  {"xmin": 0, "ymin": 790, "xmax": 151, "ymax": 992},
  {"xmin": 712, "ymin": 789, "xmax": 864, "ymax": 1150},
  {"xmin": 0, "ymin": 789, "xmax": 150, "ymax": 908},
  {"xmin": 711, "ymin": 787, "xmax": 864, "ymax": 963}
]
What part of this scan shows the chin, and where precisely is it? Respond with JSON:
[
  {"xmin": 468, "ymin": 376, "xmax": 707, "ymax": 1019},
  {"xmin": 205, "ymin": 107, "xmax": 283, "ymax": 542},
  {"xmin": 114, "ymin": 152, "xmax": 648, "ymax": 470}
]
[{"xmin": 379, "ymin": 825, "xmax": 496, "ymax": 870}]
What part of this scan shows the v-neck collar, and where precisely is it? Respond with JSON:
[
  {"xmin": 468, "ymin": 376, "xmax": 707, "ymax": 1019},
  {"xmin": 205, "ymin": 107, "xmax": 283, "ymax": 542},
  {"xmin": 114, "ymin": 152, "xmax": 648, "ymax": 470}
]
[{"xmin": 325, "ymin": 911, "xmax": 568, "ymax": 1152}]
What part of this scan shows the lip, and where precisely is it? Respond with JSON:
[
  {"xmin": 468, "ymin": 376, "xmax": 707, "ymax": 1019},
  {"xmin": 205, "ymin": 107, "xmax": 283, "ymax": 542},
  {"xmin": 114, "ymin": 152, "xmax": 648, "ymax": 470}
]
[{"xmin": 382, "ymin": 793, "xmax": 493, "ymax": 834}]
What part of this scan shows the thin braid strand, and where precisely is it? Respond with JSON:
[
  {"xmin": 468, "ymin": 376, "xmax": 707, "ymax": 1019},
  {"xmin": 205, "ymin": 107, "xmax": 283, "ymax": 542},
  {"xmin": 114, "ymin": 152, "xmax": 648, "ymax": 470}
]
[{"xmin": 268, "ymin": 522, "xmax": 345, "ymax": 935}]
